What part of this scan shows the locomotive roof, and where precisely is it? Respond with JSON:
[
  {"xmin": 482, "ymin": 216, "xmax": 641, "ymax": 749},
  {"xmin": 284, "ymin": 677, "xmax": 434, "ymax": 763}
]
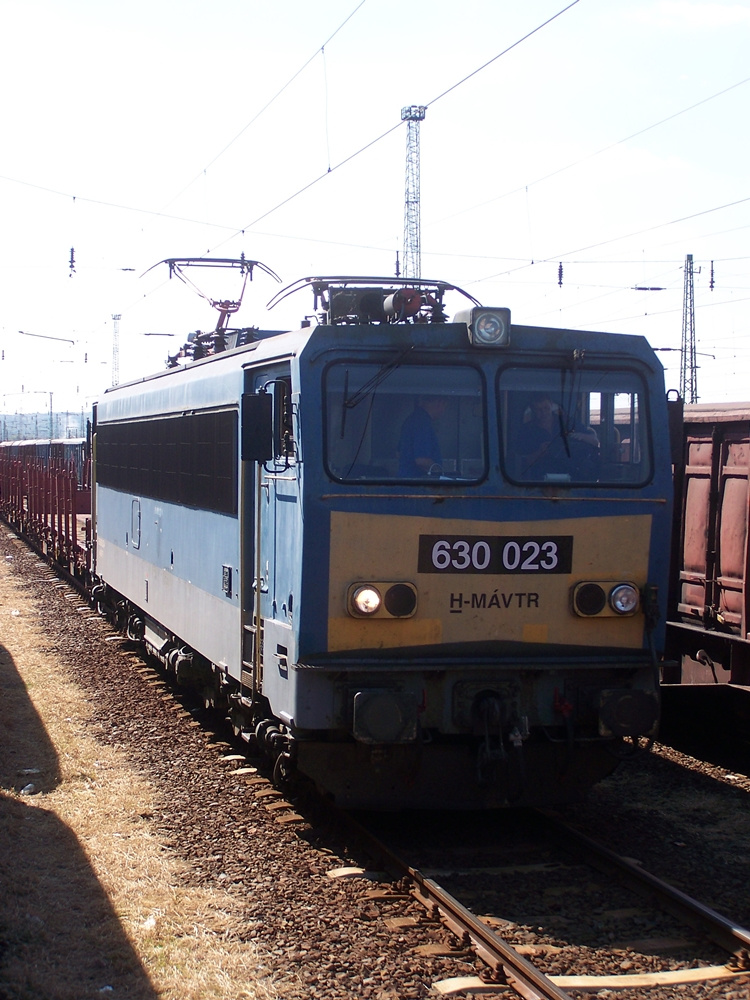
[{"xmin": 98, "ymin": 313, "xmax": 662, "ymax": 420}]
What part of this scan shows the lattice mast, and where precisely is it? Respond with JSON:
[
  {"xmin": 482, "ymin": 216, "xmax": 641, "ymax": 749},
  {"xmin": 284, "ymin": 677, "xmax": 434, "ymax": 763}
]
[
  {"xmin": 679, "ymin": 254, "xmax": 697, "ymax": 403},
  {"xmin": 111, "ymin": 313, "xmax": 121, "ymax": 387},
  {"xmin": 401, "ymin": 106, "xmax": 426, "ymax": 280}
]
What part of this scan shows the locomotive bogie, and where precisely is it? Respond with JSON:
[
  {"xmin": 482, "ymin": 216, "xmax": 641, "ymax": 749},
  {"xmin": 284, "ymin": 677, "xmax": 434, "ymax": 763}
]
[{"xmin": 292, "ymin": 735, "xmax": 629, "ymax": 810}]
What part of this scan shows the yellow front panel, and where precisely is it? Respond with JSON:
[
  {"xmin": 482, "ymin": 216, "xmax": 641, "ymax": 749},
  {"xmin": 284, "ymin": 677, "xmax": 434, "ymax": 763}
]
[{"xmin": 327, "ymin": 511, "xmax": 651, "ymax": 652}]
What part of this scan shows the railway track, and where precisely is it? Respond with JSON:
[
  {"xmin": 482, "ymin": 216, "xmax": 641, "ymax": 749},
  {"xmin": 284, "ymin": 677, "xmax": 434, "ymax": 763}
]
[
  {"xmin": 5, "ymin": 523, "xmax": 750, "ymax": 1000},
  {"xmin": 36, "ymin": 569, "xmax": 750, "ymax": 997},
  {"xmin": 55, "ymin": 645, "xmax": 750, "ymax": 1000},
  {"xmin": 343, "ymin": 809, "xmax": 750, "ymax": 998}
]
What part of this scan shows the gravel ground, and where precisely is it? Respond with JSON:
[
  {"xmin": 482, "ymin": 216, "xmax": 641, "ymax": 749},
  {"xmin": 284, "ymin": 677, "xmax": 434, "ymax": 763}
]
[
  {"xmin": 558, "ymin": 740, "xmax": 750, "ymax": 929},
  {"xmin": 0, "ymin": 531, "xmax": 485, "ymax": 1000},
  {"xmin": 2, "ymin": 526, "xmax": 750, "ymax": 1000}
]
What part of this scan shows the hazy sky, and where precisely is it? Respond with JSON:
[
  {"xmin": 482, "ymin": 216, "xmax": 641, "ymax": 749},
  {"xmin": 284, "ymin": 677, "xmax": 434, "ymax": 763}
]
[{"xmin": 1, "ymin": 0, "xmax": 748, "ymax": 415}]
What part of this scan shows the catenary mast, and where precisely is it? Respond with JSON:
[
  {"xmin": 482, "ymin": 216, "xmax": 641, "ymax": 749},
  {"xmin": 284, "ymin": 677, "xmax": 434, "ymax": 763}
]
[
  {"xmin": 679, "ymin": 254, "xmax": 697, "ymax": 403},
  {"xmin": 111, "ymin": 313, "xmax": 121, "ymax": 387},
  {"xmin": 401, "ymin": 106, "xmax": 426, "ymax": 280}
]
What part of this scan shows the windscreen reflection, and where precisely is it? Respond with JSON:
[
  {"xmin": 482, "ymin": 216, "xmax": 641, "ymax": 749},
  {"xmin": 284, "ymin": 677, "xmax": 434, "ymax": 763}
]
[
  {"xmin": 325, "ymin": 362, "xmax": 485, "ymax": 482},
  {"xmin": 499, "ymin": 368, "xmax": 651, "ymax": 486}
]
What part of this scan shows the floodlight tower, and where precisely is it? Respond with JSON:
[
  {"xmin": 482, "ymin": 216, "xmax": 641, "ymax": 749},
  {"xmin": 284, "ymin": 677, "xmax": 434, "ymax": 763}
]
[
  {"xmin": 679, "ymin": 255, "xmax": 697, "ymax": 403},
  {"xmin": 401, "ymin": 105, "xmax": 426, "ymax": 280},
  {"xmin": 111, "ymin": 313, "xmax": 121, "ymax": 387}
]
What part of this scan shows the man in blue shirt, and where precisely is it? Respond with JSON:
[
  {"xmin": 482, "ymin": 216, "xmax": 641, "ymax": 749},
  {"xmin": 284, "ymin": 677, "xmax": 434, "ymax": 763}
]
[{"xmin": 398, "ymin": 396, "xmax": 447, "ymax": 477}]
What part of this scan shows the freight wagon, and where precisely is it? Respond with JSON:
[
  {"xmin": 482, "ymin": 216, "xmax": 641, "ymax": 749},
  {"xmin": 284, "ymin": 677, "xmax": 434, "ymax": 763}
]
[{"xmin": 664, "ymin": 402, "xmax": 750, "ymax": 731}]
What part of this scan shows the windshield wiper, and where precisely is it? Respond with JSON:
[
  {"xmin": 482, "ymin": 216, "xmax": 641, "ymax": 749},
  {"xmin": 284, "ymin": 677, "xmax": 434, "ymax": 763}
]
[
  {"xmin": 344, "ymin": 345, "xmax": 414, "ymax": 409},
  {"xmin": 339, "ymin": 345, "xmax": 414, "ymax": 440}
]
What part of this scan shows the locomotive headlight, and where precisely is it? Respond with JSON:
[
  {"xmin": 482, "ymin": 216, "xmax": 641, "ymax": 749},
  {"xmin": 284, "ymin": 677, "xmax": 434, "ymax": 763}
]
[
  {"xmin": 351, "ymin": 585, "xmax": 382, "ymax": 616},
  {"xmin": 347, "ymin": 581, "xmax": 418, "ymax": 618},
  {"xmin": 573, "ymin": 580, "xmax": 641, "ymax": 617},
  {"xmin": 609, "ymin": 584, "xmax": 640, "ymax": 615},
  {"xmin": 454, "ymin": 306, "xmax": 511, "ymax": 347}
]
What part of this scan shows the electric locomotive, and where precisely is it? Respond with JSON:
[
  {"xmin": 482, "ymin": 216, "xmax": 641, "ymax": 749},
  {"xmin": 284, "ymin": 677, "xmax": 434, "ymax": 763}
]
[{"xmin": 91, "ymin": 274, "xmax": 673, "ymax": 808}]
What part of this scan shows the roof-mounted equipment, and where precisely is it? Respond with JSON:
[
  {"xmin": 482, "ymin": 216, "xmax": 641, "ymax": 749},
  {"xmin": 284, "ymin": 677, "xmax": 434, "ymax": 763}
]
[
  {"xmin": 453, "ymin": 306, "xmax": 512, "ymax": 347},
  {"xmin": 140, "ymin": 255, "xmax": 281, "ymax": 364},
  {"xmin": 267, "ymin": 275, "xmax": 481, "ymax": 326}
]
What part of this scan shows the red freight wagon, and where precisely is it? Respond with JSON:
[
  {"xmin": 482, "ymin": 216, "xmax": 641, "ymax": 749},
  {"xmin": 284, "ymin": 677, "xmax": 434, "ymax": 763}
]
[{"xmin": 665, "ymin": 402, "xmax": 750, "ymax": 707}]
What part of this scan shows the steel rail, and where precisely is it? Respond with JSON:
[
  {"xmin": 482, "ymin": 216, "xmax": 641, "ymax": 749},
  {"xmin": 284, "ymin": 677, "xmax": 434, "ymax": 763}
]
[
  {"xmin": 537, "ymin": 809, "xmax": 750, "ymax": 963},
  {"xmin": 410, "ymin": 871, "xmax": 574, "ymax": 1000},
  {"xmin": 344, "ymin": 805, "xmax": 750, "ymax": 997},
  {"xmin": 342, "ymin": 812, "xmax": 574, "ymax": 1000}
]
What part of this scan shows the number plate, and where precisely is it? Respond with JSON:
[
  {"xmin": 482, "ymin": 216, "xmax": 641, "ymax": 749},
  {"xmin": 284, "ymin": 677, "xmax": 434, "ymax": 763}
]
[{"xmin": 418, "ymin": 535, "xmax": 573, "ymax": 574}]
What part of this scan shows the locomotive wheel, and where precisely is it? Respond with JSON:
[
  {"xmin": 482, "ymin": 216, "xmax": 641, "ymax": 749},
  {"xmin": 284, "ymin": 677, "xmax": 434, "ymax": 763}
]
[{"xmin": 272, "ymin": 751, "xmax": 295, "ymax": 790}]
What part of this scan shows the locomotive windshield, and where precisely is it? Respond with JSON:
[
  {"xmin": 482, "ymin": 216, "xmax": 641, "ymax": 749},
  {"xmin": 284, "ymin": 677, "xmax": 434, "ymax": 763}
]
[
  {"xmin": 498, "ymin": 367, "xmax": 651, "ymax": 486},
  {"xmin": 324, "ymin": 361, "xmax": 651, "ymax": 487},
  {"xmin": 325, "ymin": 362, "xmax": 485, "ymax": 482}
]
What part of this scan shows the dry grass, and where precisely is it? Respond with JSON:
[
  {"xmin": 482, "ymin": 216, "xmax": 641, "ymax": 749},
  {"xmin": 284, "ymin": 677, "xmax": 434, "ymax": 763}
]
[{"xmin": 0, "ymin": 547, "xmax": 282, "ymax": 1000}]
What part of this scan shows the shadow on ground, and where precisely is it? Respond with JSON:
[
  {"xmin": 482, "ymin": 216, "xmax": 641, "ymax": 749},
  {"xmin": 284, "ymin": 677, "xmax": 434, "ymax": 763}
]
[{"xmin": 0, "ymin": 643, "xmax": 157, "ymax": 1000}]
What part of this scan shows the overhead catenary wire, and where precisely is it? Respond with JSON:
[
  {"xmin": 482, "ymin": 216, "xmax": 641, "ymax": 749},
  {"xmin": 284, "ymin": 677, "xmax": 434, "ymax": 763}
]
[
  {"xmin": 0, "ymin": 0, "xmax": 748, "ymax": 386},
  {"xmin": 472, "ymin": 195, "xmax": 750, "ymax": 285},
  {"xmin": 0, "ymin": 17, "xmax": 745, "ymax": 279},
  {"xmin": 425, "ymin": 0, "xmax": 582, "ymax": 109},
  {"xmin": 428, "ymin": 74, "xmax": 750, "ymax": 230},
  {"xmin": 221, "ymin": 68, "xmax": 750, "ymax": 260},
  {"xmin": 547, "ymin": 196, "xmax": 750, "ymax": 265},
  {"xmin": 160, "ymin": 0, "xmax": 368, "ymax": 211},
  {"xmin": 207, "ymin": 0, "xmax": 587, "ymax": 252}
]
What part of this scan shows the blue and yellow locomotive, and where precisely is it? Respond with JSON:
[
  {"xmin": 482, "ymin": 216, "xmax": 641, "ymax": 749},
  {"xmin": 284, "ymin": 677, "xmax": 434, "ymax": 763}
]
[{"xmin": 92, "ymin": 275, "xmax": 672, "ymax": 808}]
